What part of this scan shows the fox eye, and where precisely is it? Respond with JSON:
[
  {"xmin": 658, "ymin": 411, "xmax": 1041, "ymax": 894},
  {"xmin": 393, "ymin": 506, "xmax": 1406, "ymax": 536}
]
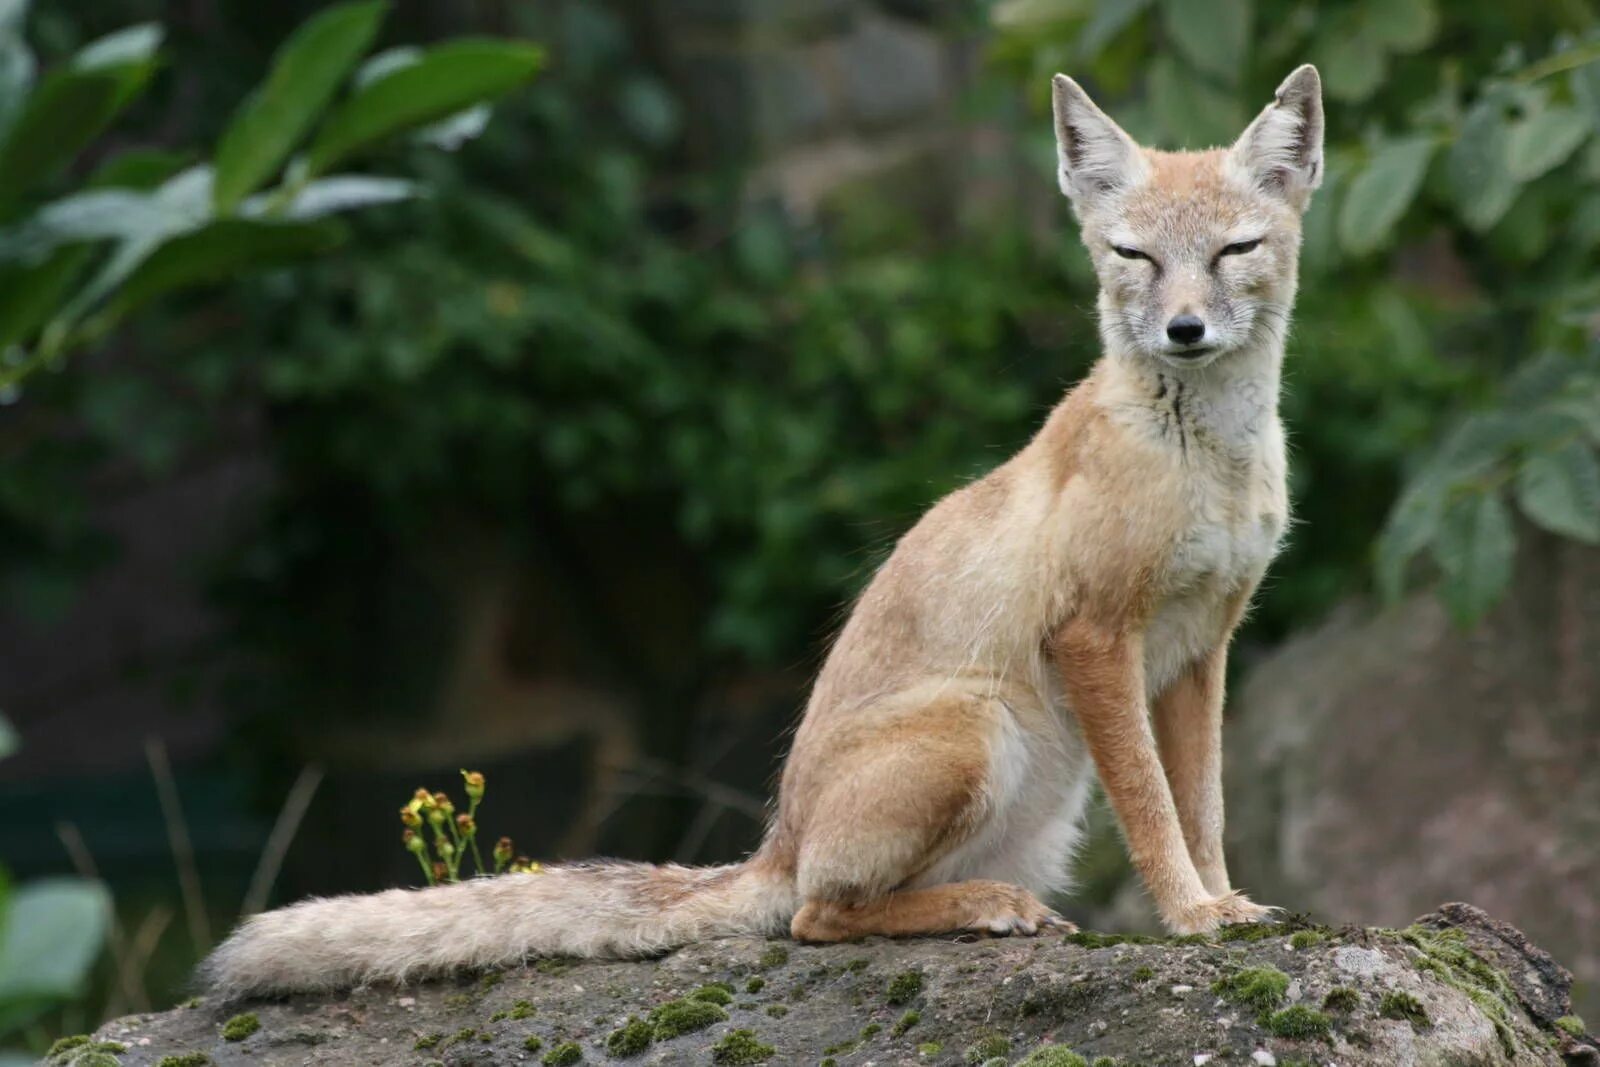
[
  {"xmin": 1112, "ymin": 245, "xmax": 1151, "ymax": 262},
  {"xmin": 1220, "ymin": 238, "xmax": 1262, "ymax": 257}
]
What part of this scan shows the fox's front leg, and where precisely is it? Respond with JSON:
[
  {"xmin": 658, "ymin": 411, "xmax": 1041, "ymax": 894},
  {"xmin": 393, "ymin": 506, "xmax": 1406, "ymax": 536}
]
[
  {"xmin": 1050, "ymin": 618, "xmax": 1270, "ymax": 934},
  {"xmin": 1153, "ymin": 649, "xmax": 1230, "ymax": 896}
]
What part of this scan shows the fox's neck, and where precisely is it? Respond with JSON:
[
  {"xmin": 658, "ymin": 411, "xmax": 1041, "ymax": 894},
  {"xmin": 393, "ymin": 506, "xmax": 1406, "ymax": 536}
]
[{"xmin": 1098, "ymin": 336, "xmax": 1284, "ymax": 457}]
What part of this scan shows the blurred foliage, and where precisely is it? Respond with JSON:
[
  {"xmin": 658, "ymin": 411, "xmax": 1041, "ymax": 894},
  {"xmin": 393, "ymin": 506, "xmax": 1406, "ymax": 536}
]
[
  {"xmin": 3, "ymin": 0, "xmax": 1600, "ymax": 747},
  {"xmin": 0, "ymin": 0, "xmax": 542, "ymax": 390},
  {"xmin": 991, "ymin": 0, "xmax": 1600, "ymax": 623}
]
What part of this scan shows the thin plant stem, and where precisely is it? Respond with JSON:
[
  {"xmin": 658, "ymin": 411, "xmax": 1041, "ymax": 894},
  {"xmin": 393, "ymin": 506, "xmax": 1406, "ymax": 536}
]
[
  {"xmin": 146, "ymin": 737, "xmax": 211, "ymax": 953},
  {"xmin": 240, "ymin": 765, "xmax": 324, "ymax": 918}
]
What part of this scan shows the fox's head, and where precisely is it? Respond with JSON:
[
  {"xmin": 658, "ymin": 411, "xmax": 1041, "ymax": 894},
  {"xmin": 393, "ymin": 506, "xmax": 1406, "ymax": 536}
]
[{"xmin": 1052, "ymin": 66, "xmax": 1323, "ymax": 371}]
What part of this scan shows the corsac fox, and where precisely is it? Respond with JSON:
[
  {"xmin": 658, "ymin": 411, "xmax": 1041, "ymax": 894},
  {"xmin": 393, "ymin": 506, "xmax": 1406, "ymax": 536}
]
[{"xmin": 203, "ymin": 65, "xmax": 1324, "ymax": 996}]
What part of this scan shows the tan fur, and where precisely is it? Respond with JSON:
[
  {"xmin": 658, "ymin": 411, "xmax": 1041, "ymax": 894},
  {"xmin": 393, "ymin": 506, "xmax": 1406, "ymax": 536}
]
[{"xmin": 200, "ymin": 66, "xmax": 1324, "ymax": 997}]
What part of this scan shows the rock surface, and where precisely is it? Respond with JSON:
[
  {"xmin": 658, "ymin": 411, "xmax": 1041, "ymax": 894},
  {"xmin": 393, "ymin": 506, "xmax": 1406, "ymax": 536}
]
[
  {"xmin": 69, "ymin": 903, "xmax": 1597, "ymax": 1067},
  {"xmin": 1224, "ymin": 533, "xmax": 1600, "ymax": 1024}
]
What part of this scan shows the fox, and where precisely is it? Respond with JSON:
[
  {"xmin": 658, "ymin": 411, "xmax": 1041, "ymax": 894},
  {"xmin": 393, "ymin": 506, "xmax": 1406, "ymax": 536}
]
[{"xmin": 201, "ymin": 65, "xmax": 1324, "ymax": 997}]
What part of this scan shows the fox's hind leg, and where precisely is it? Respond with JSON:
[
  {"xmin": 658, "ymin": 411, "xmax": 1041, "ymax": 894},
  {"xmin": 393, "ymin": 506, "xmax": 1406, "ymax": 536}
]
[
  {"xmin": 787, "ymin": 693, "xmax": 1071, "ymax": 942},
  {"xmin": 792, "ymin": 880, "xmax": 1070, "ymax": 941}
]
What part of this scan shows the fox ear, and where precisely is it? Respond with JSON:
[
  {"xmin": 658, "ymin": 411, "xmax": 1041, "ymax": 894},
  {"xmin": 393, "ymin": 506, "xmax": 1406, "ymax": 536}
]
[
  {"xmin": 1227, "ymin": 64, "xmax": 1324, "ymax": 210},
  {"xmin": 1052, "ymin": 74, "xmax": 1147, "ymax": 207}
]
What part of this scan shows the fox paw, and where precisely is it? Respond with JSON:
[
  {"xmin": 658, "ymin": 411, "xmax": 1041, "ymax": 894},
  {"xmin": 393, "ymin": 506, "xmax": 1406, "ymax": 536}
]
[
  {"xmin": 961, "ymin": 882, "xmax": 1077, "ymax": 937},
  {"xmin": 1166, "ymin": 890, "xmax": 1279, "ymax": 935}
]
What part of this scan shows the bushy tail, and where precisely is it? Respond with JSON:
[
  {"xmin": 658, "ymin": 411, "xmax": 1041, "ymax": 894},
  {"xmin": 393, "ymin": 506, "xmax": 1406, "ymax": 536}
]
[{"xmin": 200, "ymin": 860, "xmax": 798, "ymax": 998}]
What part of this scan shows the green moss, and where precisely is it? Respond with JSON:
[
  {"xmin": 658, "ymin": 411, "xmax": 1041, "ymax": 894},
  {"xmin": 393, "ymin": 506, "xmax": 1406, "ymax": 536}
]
[
  {"xmin": 1017, "ymin": 1044, "xmax": 1089, "ymax": 1066},
  {"xmin": 542, "ymin": 1040, "xmax": 582, "ymax": 1065},
  {"xmin": 1322, "ymin": 987, "xmax": 1360, "ymax": 1012},
  {"xmin": 965, "ymin": 1035, "xmax": 1012, "ymax": 1063},
  {"xmin": 447, "ymin": 1028, "xmax": 478, "ymax": 1045},
  {"xmin": 845, "ymin": 958, "xmax": 870, "ymax": 973},
  {"xmin": 478, "ymin": 1030, "xmax": 494, "ymax": 1042},
  {"xmin": 534, "ymin": 957, "xmax": 574, "ymax": 975},
  {"xmin": 1379, "ymin": 990, "xmax": 1430, "ymax": 1026},
  {"xmin": 1262, "ymin": 1005, "xmax": 1333, "ymax": 1040},
  {"xmin": 1211, "ymin": 966, "xmax": 1290, "ymax": 1012},
  {"xmin": 856, "ymin": 1023, "xmax": 879, "ymax": 1039},
  {"xmin": 89, "ymin": 1040, "xmax": 127, "ymax": 1054},
  {"xmin": 892, "ymin": 1010, "xmax": 921, "ymax": 1036},
  {"xmin": 220, "ymin": 1012, "xmax": 261, "ymax": 1041},
  {"xmin": 48, "ymin": 1036, "xmax": 90, "ymax": 1058},
  {"xmin": 1289, "ymin": 929, "xmax": 1329, "ymax": 950},
  {"xmin": 758, "ymin": 945, "xmax": 790, "ymax": 968},
  {"xmin": 1217, "ymin": 921, "xmax": 1283, "ymax": 943},
  {"xmin": 1065, "ymin": 930, "xmax": 1131, "ymax": 949},
  {"xmin": 443, "ymin": 993, "xmax": 474, "ymax": 1010},
  {"xmin": 1091, "ymin": 1058, "xmax": 1119, "ymax": 1067},
  {"xmin": 70, "ymin": 1054, "xmax": 119, "ymax": 1067},
  {"xmin": 693, "ymin": 982, "xmax": 736, "ymax": 1005},
  {"xmin": 820, "ymin": 1059, "xmax": 838, "ymax": 1067},
  {"xmin": 480, "ymin": 971, "xmax": 504, "ymax": 989},
  {"xmin": 523, "ymin": 1035, "xmax": 544, "ymax": 1053},
  {"xmin": 154, "ymin": 1055, "xmax": 212, "ymax": 1067},
  {"xmin": 917, "ymin": 1043, "xmax": 944, "ymax": 1056},
  {"xmin": 712, "ymin": 1029, "xmax": 775, "ymax": 1064},
  {"xmin": 649, "ymin": 996, "xmax": 729, "ymax": 1039},
  {"xmin": 745, "ymin": 976, "xmax": 766, "ymax": 994},
  {"xmin": 509, "ymin": 999, "xmax": 535, "ymax": 1019},
  {"xmin": 765, "ymin": 1004, "xmax": 788, "ymax": 1018},
  {"xmin": 1397, "ymin": 924, "xmax": 1519, "ymax": 1055},
  {"xmin": 1555, "ymin": 1015, "xmax": 1586, "ymax": 1036},
  {"xmin": 886, "ymin": 969, "xmax": 924, "ymax": 1005},
  {"xmin": 1130, "ymin": 965, "xmax": 1155, "ymax": 983},
  {"xmin": 607, "ymin": 1017, "xmax": 654, "ymax": 1058},
  {"xmin": 1167, "ymin": 932, "xmax": 1212, "ymax": 946},
  {"xmin": 414, "ymin": 1032, "xmax": 443, "ymax": 1050}
]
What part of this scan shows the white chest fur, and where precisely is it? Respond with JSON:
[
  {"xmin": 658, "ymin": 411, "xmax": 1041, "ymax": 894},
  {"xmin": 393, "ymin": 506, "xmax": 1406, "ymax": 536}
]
[{"xmin": 1143, "ymin": 380, "xmax": 1288, "ymax": 694}]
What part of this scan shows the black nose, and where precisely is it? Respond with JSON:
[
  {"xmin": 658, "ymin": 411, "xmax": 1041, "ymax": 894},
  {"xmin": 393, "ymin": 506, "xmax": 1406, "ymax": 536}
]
[{"xmin": 1166, "ymin": 314, "xmax": 1206, "ymax": 345}]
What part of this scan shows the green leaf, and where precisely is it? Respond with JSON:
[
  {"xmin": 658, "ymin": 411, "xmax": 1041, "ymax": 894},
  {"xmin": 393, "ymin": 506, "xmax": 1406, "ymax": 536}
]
[
  {"xmin": 1161, "ymin": 0, "xmax": 1250, "ymax": 83},
  {"xmin": 1375, "ymin": 471, "xmax": 1446, "ymax": 602},
  {"xmin": 1505, "ymin": 105, "xmax": 1590, "ymax": 182},
  {"xmin": 89, "ymin": 148, "xmax": 191, "ymax": 190},
  {"xmin": 212, "ymin": 0, "xmax": 388, "ymax": 212},
  {"xmin": 353, "ymin": 45, "xmax": 494, "ymax": 151},
  {"xmin": 0, "ymin": 188, "xmax": 161, "ymax": 264},
  {"xmin": 1449, "ymin": 97, "xmax": 1518, "ymax": 231},
  {"xmin": 1571, "ymin": 58, "xmax": 1600, "ymax": 133},
  {"xmin": 1515, "ymin": 441, "xmax": 1600, "ymax": 543},
  {"xmin": 305, "ymin": 38, "xmax": 544, "ymax": 174},
  {"xmin": 1432, "ymin": 490, "xmax": 1516, "ymax": 625},
  {"xmin": 0, "ymin": 60, "xmax": 156, "ymax": 214},
  {"xmin": 72, "ymin": 22, "xmax": 163, "ymax": 74},
  {"xmin": 1362, "ymin": 0, "xmax": 1437, "ymax": 53},
  {"xmin": 0, "ymin": 878, "xmax": 110, "ymax": 1018},
  {"xmin": 0, "ymin": 246, "xmax": 90, "ymax": 348},
  {"xmin": 0, "ymin": 21, "xmax": 33, "ymax": 143},
  {"xmin": 1313, "ymin": 27, "xmax": 1386, "ymax": 102},
  {"xmin": 243, "ymin": 175, "xmax": 421, "ymax": 219},
  {"xmin": 1337, "ymin": 135, "xmax": 1435, "ymax": 254},
  {"xmin": 103, "ymin": 216, "xmax": 346, "ymax": 319}
]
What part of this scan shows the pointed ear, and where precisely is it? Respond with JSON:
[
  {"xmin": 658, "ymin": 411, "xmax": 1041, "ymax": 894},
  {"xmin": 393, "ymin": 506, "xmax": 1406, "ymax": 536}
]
[
  {"xmin": 1226, "ymin": 64, "xmax": 1324, "ymax": 210},
  {"xmin": 1052, "ymin": 74, "xmax": 1147, "ymax": 208}
]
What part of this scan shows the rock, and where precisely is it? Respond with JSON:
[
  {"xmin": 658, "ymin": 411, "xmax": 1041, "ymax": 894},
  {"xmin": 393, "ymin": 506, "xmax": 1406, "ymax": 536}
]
[
  {"xmin": 77, "ymin": 905, "xmax": 1596, "ymax": 1065},
  {"xmin": 1224, "ymin": 533, "xmax": 1600, "ymax": 1025}
]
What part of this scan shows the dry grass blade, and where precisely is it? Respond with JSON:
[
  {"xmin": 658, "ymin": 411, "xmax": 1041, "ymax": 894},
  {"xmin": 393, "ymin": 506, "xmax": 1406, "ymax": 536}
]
[
  {"xmin": 241, "ymin": 764, "xmax": 324, "ymax": 918},
  {"xmin": 146, "ymin": 737, "xmax": 211, "ymax": 953}
]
